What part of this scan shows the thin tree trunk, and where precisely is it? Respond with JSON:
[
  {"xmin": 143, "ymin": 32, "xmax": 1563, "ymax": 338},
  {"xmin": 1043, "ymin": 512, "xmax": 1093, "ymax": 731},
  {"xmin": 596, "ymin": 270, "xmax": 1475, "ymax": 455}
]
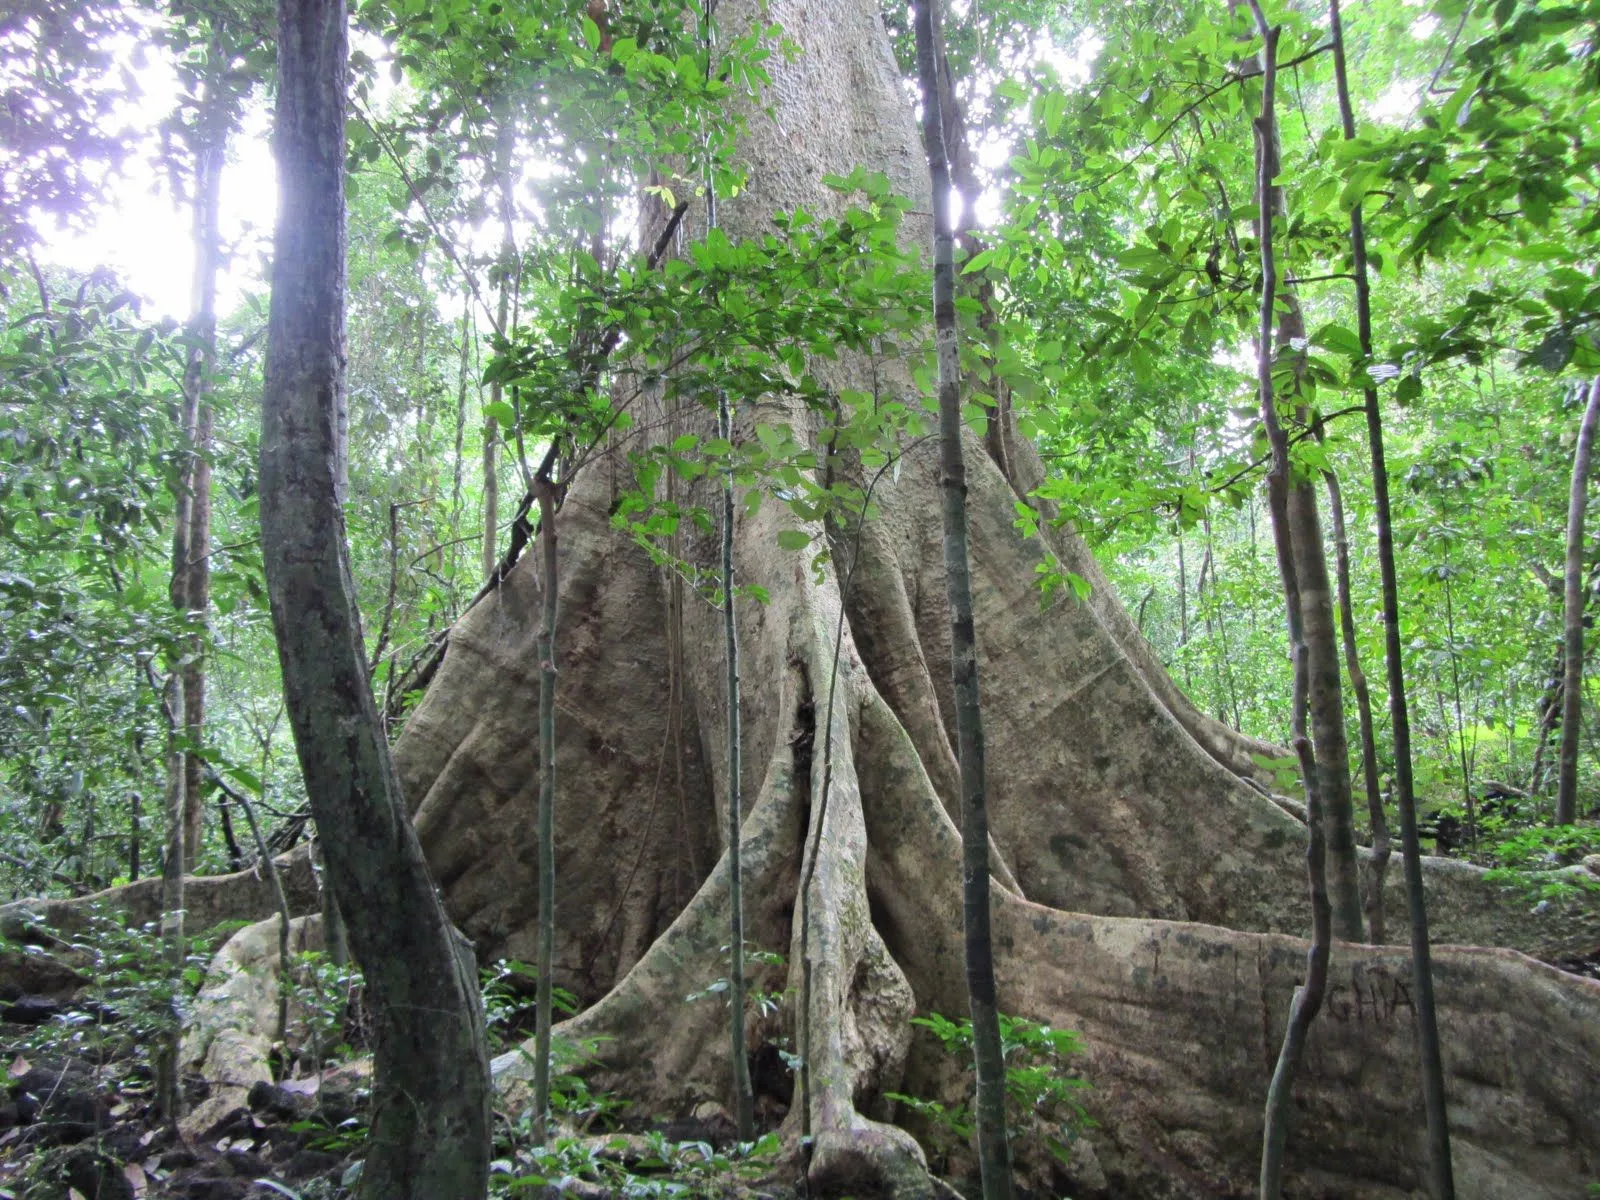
[
  {"xmin": 1243, "ymin": 13, "xmax": 1331, "ymax": 1190},
  {"xmin": 227, "ymin": 776, "xmax": 292, "ymax": 1046},
  {"xmin": 1557, "ymin": 375, "xmax": 1600, "ymax": 825},
  {"xmin": 531, "ymin": 476, "xmax": 558, "ymax": 1145},
  {"xmin": 1441, "ymin": 569, "xmax": 1476, "ymax": 847},
  {"xmin": 1236, "ymin": 3, "xmax": 1363, "ymax": 939},
  {"xmin": 180, "ymin": 31, "xmax": 227, "ymax": 865},
  {"xmin": 1258, "ymin": 732, "xmax": 1331, "ymax": 1196},
  {"xmin": 1177, "ymin": 529, "xmax": 1191, "ymax": 690},
  {"xmin": 128, "ymin": 788, "xmax": 142, "ymax": 882},
  {"xmin": 1323, "ymin": 469, "xmax": 1388, "ymax": 943},
  {"xmin": 261, "ymin": 4, "xmax": 490, "ymax": 1194},
  {"xmin": 451, "ymin": 307, "xmax": 470, "ymax": 592},
  {"xmin": 914, "ymin": 4, "xmax": 1013, "ymax": 1196},
  {"xmin": 482, "ymin": 116, "xmax": 515, "ymax": 583},
  {"xmin": 155, "ymin": 672, "xmax": 186, "ymax": 1122},
  {"xmin": 719, "ymin": 396, "xmax": 755, "ymax": 1139},
  {"xmin": 1329, "ymin": 0, "xmax": 1454, "ymax": 1191}
]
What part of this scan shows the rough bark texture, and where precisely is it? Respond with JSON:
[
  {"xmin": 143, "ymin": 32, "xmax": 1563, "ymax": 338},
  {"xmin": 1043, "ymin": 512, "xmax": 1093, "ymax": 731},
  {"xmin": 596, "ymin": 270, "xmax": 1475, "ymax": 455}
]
[
  {"xmin": 0, "ymin": 849, "xmax": 319, "ymax": 943},
  {"xmin": 388, "ymin": 2, "xmax": 1600, "ymax": 1196},
  {"xmin": 1324, "ymin": 468, "xmax": 1388, "ymax": 945},
  {"xmin": 1558, "ymin": 375, "xmax": 1600, "ymax": 825},
  {"xmin": 261, "ymin": 1, "xmax": 490, "ymax": 1195}
]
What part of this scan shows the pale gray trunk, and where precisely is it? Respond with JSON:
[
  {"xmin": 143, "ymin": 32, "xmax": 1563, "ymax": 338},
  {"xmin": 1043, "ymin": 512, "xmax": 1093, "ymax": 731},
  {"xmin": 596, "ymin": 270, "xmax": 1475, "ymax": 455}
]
[{"xmin": 1557, "ymin": 376, "xmax": 1600, "ymax": 825}]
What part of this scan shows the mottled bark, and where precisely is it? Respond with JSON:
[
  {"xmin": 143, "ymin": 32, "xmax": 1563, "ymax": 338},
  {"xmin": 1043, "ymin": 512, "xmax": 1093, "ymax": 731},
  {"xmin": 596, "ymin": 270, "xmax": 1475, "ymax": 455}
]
[
  {"xmin": 1558, "ymin": 376, "xmax": 1600, "ymax": 825},
  {"xmin": 1244, "ymin": 13, "xmax": 1331, "ymax": 1188},
  {"xmin": 260, "ymin": 1, "xmax": 490, "ymax": 1196},
  {"xmin": 1323, "ymin": 468, "xmax": 1388, "ymax": 943}
]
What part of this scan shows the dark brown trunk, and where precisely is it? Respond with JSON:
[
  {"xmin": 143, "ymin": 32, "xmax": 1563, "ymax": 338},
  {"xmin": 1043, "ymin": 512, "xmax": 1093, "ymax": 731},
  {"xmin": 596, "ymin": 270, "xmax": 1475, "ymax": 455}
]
[
  {"xmin": 1329, "ymin": 0, "xmax": 1454, "ymax": 1190},
  {"xmin": 915, "ymin": 3, "xmax": 1014, "ymax": 1196},
  {"xmin": 261, "ymin": 2, "xmax": 490, "ymax": 1194}
]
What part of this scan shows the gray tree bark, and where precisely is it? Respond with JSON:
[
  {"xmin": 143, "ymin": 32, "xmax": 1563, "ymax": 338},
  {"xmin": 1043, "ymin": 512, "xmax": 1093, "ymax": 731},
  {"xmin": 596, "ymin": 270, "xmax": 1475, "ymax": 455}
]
[
  {"xmin": 1557, "ymin": 375, "xmax": 1600, "ymax": 825},
  {"xmin": 260, "ymin": 1, "xmax": 490, "ymax": 1195}
]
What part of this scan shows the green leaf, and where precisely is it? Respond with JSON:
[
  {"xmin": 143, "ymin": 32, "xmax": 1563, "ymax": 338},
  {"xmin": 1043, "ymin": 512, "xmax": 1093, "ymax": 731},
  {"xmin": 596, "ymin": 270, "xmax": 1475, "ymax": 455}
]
[{"xmin": 777, "ymin": 529, "xmax": 811, "ymax": 551}]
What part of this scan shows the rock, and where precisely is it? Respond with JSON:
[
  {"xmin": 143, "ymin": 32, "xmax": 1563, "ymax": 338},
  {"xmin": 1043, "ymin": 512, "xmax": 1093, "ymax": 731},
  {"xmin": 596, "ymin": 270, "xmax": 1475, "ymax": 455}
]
[
  {"xmin": 198, "ymin": 1104, "xmax": 256, "ymax": 1144},
  {"xmin": 180, "ymin": 1175, "xmax": 253, "ymax": 1200},
  {"xmin": 282, "ymin": 1148, "xmax": 346, "ymax": 1181},
  {"xmin": 59, "ymin": 1146, "xmax": 137, "ymax": 1200},
  {"xmin": 159, "ymin": 1147, "xmax": 201, "ymax": 1170},
  {"xmin": 1, "ymin": 994, "xmax": 61, "ymax": 1024},
  {"xmin": 247, "ymin": 1079, "xmax": 314, "ymax": 1121},
  {"xmin": 220, "ymin": 1147, "xmax": 269, "ymax": 1177},
  {"xmin": 1584, "ymin": 854, "xmax": 1600, "ymax": 876},
  {"xmin": 10, "ymin": 1061, "xmax": 105, "ymax": 1131}
]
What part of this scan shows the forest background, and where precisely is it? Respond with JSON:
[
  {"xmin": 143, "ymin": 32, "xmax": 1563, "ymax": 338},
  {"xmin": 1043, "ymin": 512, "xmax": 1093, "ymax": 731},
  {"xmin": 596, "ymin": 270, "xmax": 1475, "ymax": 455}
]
[{"xmin": 3, "ymin": 0, "xmax": 1596, "ymax": 905}]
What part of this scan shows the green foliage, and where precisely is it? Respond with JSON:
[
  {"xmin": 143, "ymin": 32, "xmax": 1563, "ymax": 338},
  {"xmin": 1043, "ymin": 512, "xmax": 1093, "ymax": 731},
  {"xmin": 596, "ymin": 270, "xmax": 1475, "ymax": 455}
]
[
  {"xmin": 1484, "ymin": 824, "xmax": 1600, "ymax": 901},
  {"xmin": 887, "ymin": 1011, "xmax": 1091, "ymax": 1171},
  {"xmin": 2, "ymin": 906, "xmax": 218, "ymax": 1086},
  {"xmin": 489, "ymin": 1129, "xmax": 782, "ymax": 1198}
]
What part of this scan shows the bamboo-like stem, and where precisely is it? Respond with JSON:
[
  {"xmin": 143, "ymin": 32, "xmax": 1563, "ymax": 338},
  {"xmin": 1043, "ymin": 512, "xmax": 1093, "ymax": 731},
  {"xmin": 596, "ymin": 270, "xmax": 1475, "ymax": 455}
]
[
  {"xmin": 1328, "ymin": 0, "xmax": 1454, "ymax": 1191},
  {"xmin": 914, "ymin": 3, "xmax": 1014, "ymax": 1196},
  {"xmin": 532, "ymin": 475, "xmax": 559, "ymax": 1144}
]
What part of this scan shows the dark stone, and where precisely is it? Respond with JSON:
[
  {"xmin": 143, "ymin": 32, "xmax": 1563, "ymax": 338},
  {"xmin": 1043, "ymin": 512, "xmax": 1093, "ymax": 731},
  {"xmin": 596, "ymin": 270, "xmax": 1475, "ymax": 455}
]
[
  {"xmin": 1, "ymin": 994, "xmax": 61, "ymax": 1024},
  {"xmin": 60, "ymin": 1145, "xmax": 137, "ymax": 1200},
  {"xmin": 199, "ymin": 1105, "xmax": 257, "ymax": 1143},
  {"xmin": 159, "ymin": 1146, "xmax": 201, "ymax": 1170},
  {"xmin": 282, "ymin": 1148, "xmax": 346, "ymax": 1180},
  {"xmin": 220, "ymin": 1147, "xmax": 269, "ymax": 1177},
  {"xmin": 247, "ymin": 1079, "xmax": 313, "ymax": 1121},
  {"xmin": 180, "ymin": 1175, "xmax": 253, "ymax": 1200}
]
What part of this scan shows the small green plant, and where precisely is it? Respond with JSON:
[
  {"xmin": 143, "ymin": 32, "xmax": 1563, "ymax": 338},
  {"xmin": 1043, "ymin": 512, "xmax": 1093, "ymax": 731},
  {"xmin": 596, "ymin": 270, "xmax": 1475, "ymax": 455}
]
[
  {"xmin": 684, "ymin": 944, "xmax": 787, "ymax": 1020},
  {"xmin": 886, "ymin": 1010, "xmax": 1091, "ymax": 1171},
  {"xmin": 489, "ymin": 1129, "xmax": 782, "ymax": 1197},
  {"xmin": 481, "ymin": 958, "xmax": 578, "ymax": 1052},
  {"xmin": 285, "ymin": 947, "xmax": 365, "ymax": 1068},
  {"xmin": 2, "ymin": 905, "xmax": 218, "ymax": 1088},
  {"xmin": 1485, "ymin": 823, "xmax": 1600, "ymax": 902}
]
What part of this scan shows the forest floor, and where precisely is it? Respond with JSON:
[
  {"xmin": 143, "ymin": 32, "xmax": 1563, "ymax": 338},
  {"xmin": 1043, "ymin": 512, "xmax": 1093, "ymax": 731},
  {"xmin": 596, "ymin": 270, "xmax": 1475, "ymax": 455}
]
[{"xmin": 0, "ymin": 986, "xmax": 798, "ymax": 1200}]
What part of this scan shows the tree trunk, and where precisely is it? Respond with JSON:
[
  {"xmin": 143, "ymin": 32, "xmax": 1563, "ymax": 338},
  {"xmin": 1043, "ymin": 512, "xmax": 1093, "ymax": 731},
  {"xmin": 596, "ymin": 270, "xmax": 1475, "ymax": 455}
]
[
  {"xmin": 368, "ymin": 0, "xmax": 1600, "ymax": 1194},
  {"xmin": 1324, "ymin": 468, "xmax": 1388, "ymax": 943},
  {"xmin": 530, "ymin": 475, "xmax": 558, "ymax": 1144},
  {"xmin": 916, "ymin": 3, "xmax": 1013, "ymax": 1196},
  {"xmin": 178, "ymin": 28, "xmax": 232, "ymax": 865},
  {"xmin": 260, "ymin": 2, "xmax": 490, "ymax": 1196},
  {"xmin": 1557, "ymin": 375, "xmax": 1600, "ymax": 825},
  {"xmin": 155, "ymin": 671, "xmax": 186, "ymax": 1122},
  {"xmin": 481, "ymin": 115, "xmax": 515, "ymax": 583},
  {"xmin": 1329, "ymin": 0, "xmax": 1455, "ymax": 1190},
  {"xmin": 1285, "ymin": 476, "xmax": 1364, "ymax": 940},
  {"xmin": 1243, "ymin": 17, "xmax": 1332, "ymax": 1188}
]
